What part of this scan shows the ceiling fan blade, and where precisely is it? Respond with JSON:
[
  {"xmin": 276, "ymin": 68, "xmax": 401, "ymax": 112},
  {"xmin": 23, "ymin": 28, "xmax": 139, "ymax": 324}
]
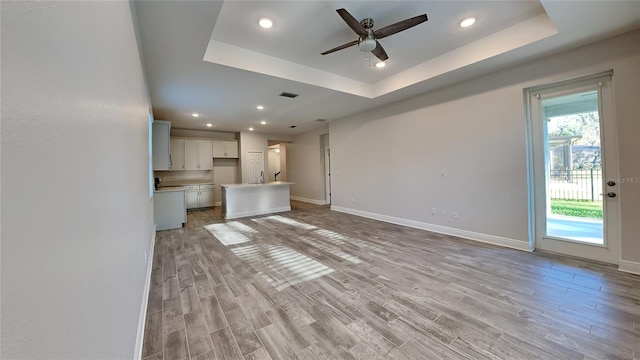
[
  {"xmin": 321, "ymin": 40, "xmax": 359, "ymax": 55},
  {"xmin": 374, "ymin": 14, "xmax": 428, "ymax": 39},
  {"xmin": 371, "ymin": 41, "xmax": 389, "ymax": 61},
  {"xmin": 336, "ymin": 8, "xmax": 367, "ymax": 36}
]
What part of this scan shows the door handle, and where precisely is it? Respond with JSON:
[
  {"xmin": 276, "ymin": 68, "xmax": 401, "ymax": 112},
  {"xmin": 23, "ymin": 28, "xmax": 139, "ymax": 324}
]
[{"xmin": 606, "ymin": 192, "xmax": 617, "ymax": 198}]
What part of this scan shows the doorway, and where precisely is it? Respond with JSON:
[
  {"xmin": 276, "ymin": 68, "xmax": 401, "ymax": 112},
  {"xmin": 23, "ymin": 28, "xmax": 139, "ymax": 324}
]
[
  {"xmin": 324, "ymin": 146, "xmax": 331, "ymax": 205},
  {"xmin": 526, "ymin": 72, "xmax": 620, "ymax": 264}
]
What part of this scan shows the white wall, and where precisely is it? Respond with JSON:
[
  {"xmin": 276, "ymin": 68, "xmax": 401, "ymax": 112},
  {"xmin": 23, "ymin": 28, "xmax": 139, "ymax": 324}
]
[
  {"xmin": 1, "ymin": 2, "xmax": 154, "ymax": 359},
  {"xmin": 239, "ymin": 132, "xmax": 292, "ymax": 183},
  {"xmin": 329, "ymin": 30, "xmax": 640, "ymax": 259},
  {"xmin": 288, "ymin": 126, "xmax": 329, "ymax": 203}
]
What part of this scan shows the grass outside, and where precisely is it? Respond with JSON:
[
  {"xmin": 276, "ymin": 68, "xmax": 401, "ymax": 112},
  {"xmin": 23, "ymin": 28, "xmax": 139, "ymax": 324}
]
[{"xmin": 551, "ymin": 199, "xmax": 603, "ymax": 219}]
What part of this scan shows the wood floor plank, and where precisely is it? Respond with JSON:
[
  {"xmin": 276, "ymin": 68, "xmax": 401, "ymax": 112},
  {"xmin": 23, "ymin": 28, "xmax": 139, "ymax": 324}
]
[
  {"xmin": 200, "ymin": 294, "xmax": 229, "ymax": 333},
  {"xmin": 184, "ymin": 310, "xmax": 214, "ymax": 358},
  {"xmin": 244, "ymin": 348, "xmax": 272, "ymax": 360},
  {"xmin": 165, "ymin": 328, "xmax": 189, "ymax": 360},
  {"xmin": 211, "ymin": 327, "xmax": 244, "ymax": 360},
  {"xmin": 163, "ymin": 275, "xmax": 180, "ymax": 300},
  {"xmin": 164, "ymin": 296, "xmax": 185, "ymax": 334},
  {"xmin": 225, "ymin": 308, "xmax": 264, "ymax": 356},
  {"xmin": 142, "ymin": 203, "xmax": 640, "ymax": 360},
  {"xmin": 141, "ymin": 311, "xmax": 162, "ymax": 359}
]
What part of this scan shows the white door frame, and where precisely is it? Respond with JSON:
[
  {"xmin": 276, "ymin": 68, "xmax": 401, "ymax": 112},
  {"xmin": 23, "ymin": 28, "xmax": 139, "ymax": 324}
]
[{"xmin": 525, "ymin": 71, "xmax": 621, "ymax": 264}]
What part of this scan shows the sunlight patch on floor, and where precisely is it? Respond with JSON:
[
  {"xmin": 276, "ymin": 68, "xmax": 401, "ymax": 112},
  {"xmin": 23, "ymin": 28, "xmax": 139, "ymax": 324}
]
[
  {"xmin": 298, "ymin": 236, "xmax": 361, "ymax": 264},
  {"xmin": 204, "ymin": 222, "xmax": 256, "ymax": 246},
  {"xmin": 253, "ymin": 215, "xmax": 318, "ymax": 230},
  {"xmin": 231, "ymin": 243, "xmax": 333, "ymax": 290},
  {"xmin": 314, "ymin": 228, "xmax": 378, "ymax": 251}
]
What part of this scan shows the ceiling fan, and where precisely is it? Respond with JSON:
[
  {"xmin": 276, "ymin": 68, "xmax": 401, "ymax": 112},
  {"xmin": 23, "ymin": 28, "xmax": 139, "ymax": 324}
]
[{"xmin": 321, "ymin": 8, "xmax": 428, "ymax": 62}]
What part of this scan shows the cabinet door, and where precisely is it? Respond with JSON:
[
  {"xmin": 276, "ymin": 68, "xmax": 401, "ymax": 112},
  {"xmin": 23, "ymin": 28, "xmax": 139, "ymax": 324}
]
[
  {"xmin": 199, "ymin": 188, "xmax": 214, "ymax": 207},
  {"xmin": 185, "ymin": 187, "xmax": 199, "ymax": 209},
  {"xmin": 152, "ymin": 122, "xmax": 170, "ymax": 170},
  {"xmin": 184, "ymin": 140, "xmax": 199, "ymax": 170},
  {"xmin": 196, "ymin": 140, "xmax": 213, "ymax": 170},
  {"xmin": 212, "ymin": 141, "xmax": 225, "ymax": 158},
  {"xmin": 169, "ymin": 138, "xmax": 185, "ymax": 171},
  {"xmin": 223, "ymin": 141, "xmax": 238, "ymax": 158}
]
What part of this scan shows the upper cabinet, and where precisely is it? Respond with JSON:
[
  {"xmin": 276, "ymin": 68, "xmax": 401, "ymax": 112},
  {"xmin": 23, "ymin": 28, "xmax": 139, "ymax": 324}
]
[
  {"xmin": 169, "ymin": 138, "xmax": 185, "ymax": 171},
  {"xmin": 184, "ymin": 139, "xmax": 213, "ymax": 170},
  {"xmin": 152, "ymin": 120, "xmax": 171, "ymax": 170},
  {"xmin": 213, "ymin": 140, "xmax": 238, "ymax": 158}
]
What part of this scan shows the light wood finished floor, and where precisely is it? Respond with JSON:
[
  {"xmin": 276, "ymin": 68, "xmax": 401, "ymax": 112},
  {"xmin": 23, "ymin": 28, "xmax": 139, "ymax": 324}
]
[{"xmin": 142, "ymin": 201, "xmax": 640, "ymax": 360}]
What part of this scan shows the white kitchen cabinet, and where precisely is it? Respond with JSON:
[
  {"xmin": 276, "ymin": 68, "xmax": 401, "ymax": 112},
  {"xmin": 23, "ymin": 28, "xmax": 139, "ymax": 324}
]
[
  {"xmin": 199, "ymin": 184, "xmax": 215, "ymax": 207},
  {"xmin": 185, "ymin": 139, "xmax": 213, "ymax": 170},
  {"xmin": 213, "ymin": 140, "xmax": 238, "ymax": 158},
  {"xmin": 153, "ymin": 187, "xmax": 186, "ymax": 230},
  {"xmin": 185, "ymin": 184, "xmax": 215, "ymax": 209},
  {"xmin": 185, "ymin": 185, "xmax": 200, "ymax": 208},
  {"xmin": 169, "ymin": 138, "xmax": 185, "ymax": 171},
  {"xmin": 152, "ymin": 120, "xmax": 171, "ymax": 170}
]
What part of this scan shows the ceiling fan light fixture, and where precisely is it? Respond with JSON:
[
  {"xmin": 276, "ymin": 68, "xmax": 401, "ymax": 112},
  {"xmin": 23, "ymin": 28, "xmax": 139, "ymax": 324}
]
[
  {"xmin": 258, "ymin": 18, "xmax": 273, "ymax": 29},
  {"xmin": 358, "ymin": 38, "xmax": 377, "ymax": 52},
  {"xmin": 460, "ymin": 17, "xmax": 476, "ymax": 28}
]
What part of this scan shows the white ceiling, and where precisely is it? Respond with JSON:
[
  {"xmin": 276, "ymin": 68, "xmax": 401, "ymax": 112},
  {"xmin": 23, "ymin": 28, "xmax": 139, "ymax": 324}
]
[{"xmin": 133, "ymin": 1, "xmax": 640, "ymax": 134}]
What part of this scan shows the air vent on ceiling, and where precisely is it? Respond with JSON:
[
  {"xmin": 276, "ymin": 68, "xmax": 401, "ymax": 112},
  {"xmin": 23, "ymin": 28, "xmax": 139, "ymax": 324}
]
[
  {"xmin": 280, "ymin": 92, "xmax": 299, "ymax": 98},
  {"xmin": 315, "ymin": 119, "xmax": 327, "ymax": 123},
  {"xmin": 289, "ymin": 125, "xmax": 297, "ymax": 128}
]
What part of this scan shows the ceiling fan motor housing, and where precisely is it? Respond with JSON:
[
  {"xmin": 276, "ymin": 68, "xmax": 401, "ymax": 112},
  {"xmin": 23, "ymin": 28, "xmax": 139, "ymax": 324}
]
[{"xmin": 358, "ymin": 38, "xmax": 377, "ymax": 52}]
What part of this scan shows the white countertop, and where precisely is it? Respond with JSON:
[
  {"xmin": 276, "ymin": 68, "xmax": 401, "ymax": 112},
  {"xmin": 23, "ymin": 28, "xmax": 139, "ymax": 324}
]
[
  {"xmin": 155, "ymin": 186, "xmax": 186, "ymax": 193},
  {"xmin": 221, "ymin": 181, "xmax": 294, "ymax": 188}
]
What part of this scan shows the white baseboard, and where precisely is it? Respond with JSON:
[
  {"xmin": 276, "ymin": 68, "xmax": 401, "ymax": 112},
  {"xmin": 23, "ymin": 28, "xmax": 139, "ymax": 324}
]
[
  {"xmin": 214, "ymin": 201, "xmax": 222, "ymax": 207},
  {"xmin": 290, "ymin": 196, "xmax": 327, "ymax": 205},
  {"xmin": 618, "ymin": 260, "xmax": 640, "ymax": 275},
  {"xmin": 225, "ymin": 206, "xmax": 291, "ymax": 220},
  {"xmin": 331, "ymin": 206, "xmax": 532, "ymax": 252},
  {"xmin": 134, "ymin": 226, "xmax": 156, "ymax": 360}
]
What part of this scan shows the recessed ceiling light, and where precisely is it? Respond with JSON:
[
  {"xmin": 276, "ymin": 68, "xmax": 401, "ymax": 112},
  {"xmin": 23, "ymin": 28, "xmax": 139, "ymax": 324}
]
[
  {"xmin": 256, "ymin": 105, "xmax": 264, "ymax": 110},
  {"xmin": 248, "ymin": 127, "xmax": 254, "ymax": 131},
  {"xmin": 191, "ymin": 113, "xmax": 200, "ymax": 117},
  {"xmin": 375, "ymin": 62, "xmax": 386, "ymax": 68},
  {"xmin": 206, "ymin": 123, "xmax": 212, "ymax": 127},
  {"xmin": 258, "ymin": 18, "xmax": 273, "ymax": 29},
  {"xmin": 260, "ymin": 121, "xmax": 267, "ymax": 125},
  {"xmin": 460, "ymin": 17, "xmax": 476, "ymax": 28}
]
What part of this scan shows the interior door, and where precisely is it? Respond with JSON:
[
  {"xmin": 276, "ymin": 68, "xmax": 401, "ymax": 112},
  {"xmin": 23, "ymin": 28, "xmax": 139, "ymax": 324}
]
[
  {"xmin": 247, "ymin": 151, "xmax": 265, "ymax": 184},
  {"xmin": 527, "ymin": 72, "xmax": 620, "ymax": 263}
]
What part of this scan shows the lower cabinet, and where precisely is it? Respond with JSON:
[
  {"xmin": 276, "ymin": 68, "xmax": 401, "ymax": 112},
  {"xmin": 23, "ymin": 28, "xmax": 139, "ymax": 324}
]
[
  {"xmin": 153, "ymin": 189, "xmax": 186, "ymax": 230},
  {"xmin": 185, "ymin": 184, "xmax": 215, "ymax": 209}
]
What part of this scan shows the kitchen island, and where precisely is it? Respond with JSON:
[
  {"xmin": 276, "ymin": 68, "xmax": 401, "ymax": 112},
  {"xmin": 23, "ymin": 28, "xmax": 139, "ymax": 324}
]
[{"xmin": 221, "ymin": 182, "xmax": 294, "ymax": 219}]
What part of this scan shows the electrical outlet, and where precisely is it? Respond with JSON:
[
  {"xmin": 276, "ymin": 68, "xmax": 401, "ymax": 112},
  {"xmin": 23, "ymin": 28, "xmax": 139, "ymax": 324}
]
[
  {"xmin": 440, "ymin": 171, "xmax": 446, "ymax": 178},
  {"xmin": 144, "ymin": 250, "xmax": 149, "ymax": 264},
  {"xmin": 441, "ymin": 210, "xmax": 448, "ymax": 216},
  {"xmin": 432, "ymin": 207, "xmax": 437, "ymax": 215},
  {"xmin": 453, "ymin": 211, "xmax": 459, "ymax": 219},
  {"xmin": 351, "ymin": 197, "xmax": 356, "ymax": 203}
]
